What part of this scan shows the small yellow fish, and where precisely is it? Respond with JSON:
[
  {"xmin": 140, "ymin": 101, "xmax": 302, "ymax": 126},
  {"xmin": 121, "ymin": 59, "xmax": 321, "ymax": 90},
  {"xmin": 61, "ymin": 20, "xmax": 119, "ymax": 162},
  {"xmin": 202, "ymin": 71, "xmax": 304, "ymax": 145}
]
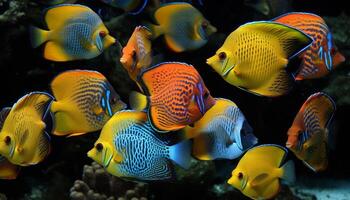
[
  {"xmin": 228, "ymin": 144, "xmax": 295, "ymax": 200},
  {"xmin": 0, "ymin": 92, "xmax": 53, "ymax": 166},
  {"xmin": 50, "ymin": 70, "xmax": 126, "ymax": 137},
  {"xmin": 184, "ymin": 98, "xmax": 257, "ymax": 160},
  {"xmin": 207, "ymin": 21, "xmax": 312, "ymax": 97},
  {"xmin": 286, "ymin": 92, "xmax": 335, "ymax": 172},
  {"xmin": 120, "ymin": 26, "xmax": 152, "ymax": 82},
  {"xmin": 30, "ymin": 4, "xmax": 116, "ymax": 61},
  {"xmin": 87, "ymin": 110, "xmax": 191, "ymax": 181},
  {"xmin": 146, "ymin": 2, "xmax": 217, "ymax": 52}
]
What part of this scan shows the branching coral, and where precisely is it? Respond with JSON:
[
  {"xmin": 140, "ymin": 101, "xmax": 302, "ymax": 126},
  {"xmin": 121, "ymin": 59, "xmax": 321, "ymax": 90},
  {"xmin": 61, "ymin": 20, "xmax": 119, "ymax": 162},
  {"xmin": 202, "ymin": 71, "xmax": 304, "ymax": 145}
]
[{"xmin": 70, "ymin": 162, "xmax": 148, "ymax": 200}]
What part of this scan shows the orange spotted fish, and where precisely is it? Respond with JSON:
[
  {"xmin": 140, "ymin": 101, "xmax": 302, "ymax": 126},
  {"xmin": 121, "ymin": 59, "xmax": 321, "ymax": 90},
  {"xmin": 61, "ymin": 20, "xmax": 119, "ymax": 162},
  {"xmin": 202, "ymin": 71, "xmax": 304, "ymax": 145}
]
[
  {"xmin": 130, "ymin": 62, "xmax": 216, "ymax": 132},
  {"xmin": 273, "ymin": 12, "xmax": 345, "ymax": 80},
  {"xmin": 286, "ymin": 92, "xmax": 335, "ymax": 172}
]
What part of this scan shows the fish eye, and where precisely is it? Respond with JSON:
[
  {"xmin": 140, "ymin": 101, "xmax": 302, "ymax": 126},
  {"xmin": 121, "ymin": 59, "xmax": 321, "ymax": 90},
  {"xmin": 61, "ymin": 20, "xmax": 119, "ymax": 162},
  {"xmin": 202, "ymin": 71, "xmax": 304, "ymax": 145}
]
[
  {"xmin": 330, "ymin": 48, "xmax": 336, "ymax": 56},
  {"xmin": 218, "ymin": 52, "xmax": 226, "ymax": 60},
  {"xmin": 4, "ymin": 136, "xmax": 11, "ymax": 145},
  {"xmin": 201, "ymin": 21, "xmax": 209, "ymax": 29},
  {"xmin": 99, "ymin": 31, "xmax": 107, "ymax": 38},
  {"xmin": 238, "ymin": 172, "xmax": 243, "ymax": 180},
  {"xmin": 95, "ymin": 143, "xmax": 104, "ymax": 152}
]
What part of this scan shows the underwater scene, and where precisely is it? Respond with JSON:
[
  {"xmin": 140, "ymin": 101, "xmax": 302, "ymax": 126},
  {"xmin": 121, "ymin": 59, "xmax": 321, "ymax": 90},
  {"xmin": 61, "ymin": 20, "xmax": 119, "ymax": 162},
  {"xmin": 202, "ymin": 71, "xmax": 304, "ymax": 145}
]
[{"xmin": 0, "ymin": 0, "xmax": 349, "ymax": 199}]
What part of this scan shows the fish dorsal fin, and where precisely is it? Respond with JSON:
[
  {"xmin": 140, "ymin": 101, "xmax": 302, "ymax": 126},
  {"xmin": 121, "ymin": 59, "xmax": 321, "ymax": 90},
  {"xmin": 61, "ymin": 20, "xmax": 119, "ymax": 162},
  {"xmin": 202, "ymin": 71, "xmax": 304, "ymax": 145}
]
[
  {"xmin": 302, "ymin": 92, "xmax": 336, "ymax": 129},
  {"xmin": 240, "ymin": 21, "xmax": 313, "ymax": 59},
  {"xmin": 44, "ymin": 4, "xmax": 94, "ymax": 30},
  {"xmin": 12, "ymin": 92, "xmax": 53, "ymax": 118},
  {"xmin": 154, "ymin": 3, "xmax": 193, "ymax": 25},
  {"xmin": 50, "ymin": 70, "xmax": 106, "ymax": 101},
  {"xmin": 0, "ymin": 107, "xmax": 11, "ymax": 131},
  {"xmin": 248, "ymin": 144, "xmax": 288, "ymax": 167}
]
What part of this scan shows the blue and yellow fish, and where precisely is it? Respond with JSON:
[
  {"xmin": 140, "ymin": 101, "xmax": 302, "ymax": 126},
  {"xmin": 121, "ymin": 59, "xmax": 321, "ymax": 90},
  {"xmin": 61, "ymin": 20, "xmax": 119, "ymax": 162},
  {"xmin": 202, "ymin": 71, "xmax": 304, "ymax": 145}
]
[
  {"xmin": 30, "ymin": 4, "xmax": 116, "ymax": 61},
  {"xmin": 87, "ymin": 110, "xmax": 191, "ymax": 181},
  {"xmin": 0, "ymin": 92, "xmax": 53, "ymax": 166},
  {"xmin": 50, "ymin": 70, "xmax": 126, "ymax": 137},
  {"xmin": 146, "ymin": 2, "xmax": 217, "ymax": 52},
  {"xmin": 228, "ymin": 144, "xmax": 295, "ymax": 200},
  {"xmin": 286, "ymin": 92, "xmax": 336, "ymax": 172},
  {"xmin": 184, "ymin": 98, "xmax": 258, "ymax": 160},
  {"xmin": 207, "ymin": 21, "xmax": 312, "ymax": 97}
]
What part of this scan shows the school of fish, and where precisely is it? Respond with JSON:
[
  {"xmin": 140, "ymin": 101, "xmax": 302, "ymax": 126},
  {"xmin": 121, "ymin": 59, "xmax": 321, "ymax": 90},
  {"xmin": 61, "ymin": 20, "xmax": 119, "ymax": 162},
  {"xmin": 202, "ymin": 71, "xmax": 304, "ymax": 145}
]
[{"xmin": 0, "ymin": 1, "xmax": 346, "ymax": 199}]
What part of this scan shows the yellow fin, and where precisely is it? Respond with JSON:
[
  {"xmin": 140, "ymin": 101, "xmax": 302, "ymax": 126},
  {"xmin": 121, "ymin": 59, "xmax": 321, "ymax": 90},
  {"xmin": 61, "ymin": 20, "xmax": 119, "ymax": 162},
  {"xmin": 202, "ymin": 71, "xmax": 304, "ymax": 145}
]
[
  {"xmin": 13, "ymin": 92, "xmax": 53, "ymax": 117},
  {"xmin": 44, "ymin": 41, "xmax": 71, "ymax": 62},
  {"xmin": 66, "ymin": 132, "xmax": 87, "ymax": 137},
  {"xmin": 129, "ymin": 91, "xmax": 149, "ymax": 111},
  {"xmin": 30, "ymin": 26, "xmax": 50, "ymax": 48},
  {"xmin": 247, "ymin": 144, "xmax": 288, "ymax": 168},
  {"xmin": 250, "ymin": 69, "xmax": 293, "ymax": 97},
  {"xmin": 241, "ymin": 21, "xmax": 313, "ymax": 59},
  {"xmin": 192, "ymin": 134, "xmax": 212, "ymax": 160},
  {"xmin": 45, "ymin": 4, "xmax": 94, "ymax": 29}
]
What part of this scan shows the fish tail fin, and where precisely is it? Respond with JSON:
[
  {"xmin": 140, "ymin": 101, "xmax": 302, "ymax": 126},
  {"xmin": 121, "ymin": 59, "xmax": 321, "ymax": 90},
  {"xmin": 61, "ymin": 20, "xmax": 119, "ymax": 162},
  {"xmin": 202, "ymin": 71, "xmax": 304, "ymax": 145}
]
[
  {"xmin": 169, "ymin": 140, "xmax": 192, "ymax": 169},
  {"xmin": 192, "ymin": 134, "xmax": 212, "ymax": 160},
  {"xmin": 145, "ymin": 23, "xmax": 163, "ymax": 39},
  {"xmin": 281, "ymin": 160, "xmax": 295, "ymax": 184},
  {"xmin": 129, "ymin": 91, "xmax": 149, "ymax": 111},
  {"xmin": 30, "ymin": 26, "xmax": 50, "ymax": 48}
]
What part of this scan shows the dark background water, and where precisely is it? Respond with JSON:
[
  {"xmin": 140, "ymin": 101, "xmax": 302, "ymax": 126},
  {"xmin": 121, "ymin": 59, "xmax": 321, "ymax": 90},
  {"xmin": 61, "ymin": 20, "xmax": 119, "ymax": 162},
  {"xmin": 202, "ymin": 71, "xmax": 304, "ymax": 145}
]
[{"xmin": 0, "ymin": 0, "xmax": 349, "ymax": 199}]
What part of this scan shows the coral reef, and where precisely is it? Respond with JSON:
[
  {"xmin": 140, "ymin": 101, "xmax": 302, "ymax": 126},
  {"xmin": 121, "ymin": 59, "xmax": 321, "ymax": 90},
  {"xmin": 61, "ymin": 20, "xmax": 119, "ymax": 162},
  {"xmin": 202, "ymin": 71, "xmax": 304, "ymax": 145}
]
[{"xmin": 70, "ymin": 162, "xmax": 148, "ymax": 200}]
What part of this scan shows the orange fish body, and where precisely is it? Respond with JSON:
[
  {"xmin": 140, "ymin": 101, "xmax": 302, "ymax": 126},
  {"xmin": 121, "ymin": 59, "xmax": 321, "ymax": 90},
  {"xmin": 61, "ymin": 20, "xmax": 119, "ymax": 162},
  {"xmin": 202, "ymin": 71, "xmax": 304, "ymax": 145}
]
[
  {"xmin": 132, "ymin": 62, "xmax": 215, "ymax": 132},
  {"xmin": 120, "ymin": 26, "xmax": 152, "ymax": 82},
  {"xmin": 274, "ymin": 12, "xmax": 345, "ymax": 80},
  {"xmin": 286, "ymin": 92, "xmax": 335, "ymax": 171}
]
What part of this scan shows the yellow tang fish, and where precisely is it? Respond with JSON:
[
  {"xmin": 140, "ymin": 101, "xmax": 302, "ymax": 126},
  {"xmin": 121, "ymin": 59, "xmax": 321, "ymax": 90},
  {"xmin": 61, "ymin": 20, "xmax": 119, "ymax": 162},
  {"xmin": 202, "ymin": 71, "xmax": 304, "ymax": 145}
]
[
  {"xmin": 30, "ymin": 4, "xmax": 116, "ymax": 62},
  {"xmin": 146, "ymin": 2, "xmax": 217, "ymax": 52},
  {"xmin": 87, "ymin": 110, "xmax": 191, "ymax": 181},
  {"xmin": 286, "ymin": 92, "xmax": 335, "ymax": 172},
  {"xmin": 0, "ymin": 92, "xmax": 53, "ymax": 166},
  {"xmin": 184, "ymin": 98, "xmax": 257, "ymax": 160},
  {"xmin": 228, "ymin": 144, "xmax": 295, "ymax": 200},
  {"xmin": 207, "ymin": 21, "xmax": 312, "ymax": 97},
  {"xmin": 120, "ymin": 26, "xmax": 152, "ymax": 82},
  {"xmin": 50, "ymin": 70, "xmax": 126, "ymax": 137}
]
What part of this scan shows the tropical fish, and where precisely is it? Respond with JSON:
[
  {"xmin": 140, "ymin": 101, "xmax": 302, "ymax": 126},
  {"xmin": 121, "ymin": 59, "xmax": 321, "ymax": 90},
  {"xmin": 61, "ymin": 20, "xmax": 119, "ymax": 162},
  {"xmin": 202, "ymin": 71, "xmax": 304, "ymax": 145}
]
[
  {"xmin": 228, "ymin": 144, "xmax": 295, "ymax": 200},
  {"xmin": 0, "ymin": 92, "xmax": 53, "ymax": 166},
  {"xmin": 87, "ymin": 110, "xmax": 191, "ymax": 181},
  {"xmin": 120, "ymin": 26, "xmax": 152, "ymax": 82},
  {"xmin": 0, "ymin": 156, "xmax": 20, "ymax": 180},
  {"xmin": 50, "ymin": 70, "xmax": 126, "ymax": 137},
  {"xmin": 273, "ymin": 12, "xmax": 345, "ymax": 80},
  {"xmin": 146, "ymin": 2, "xmax": 217, "ymax": 52},
  {"xmin": 30, "ymin": 4, "xmax": 116, "ymax": 62},
  {"xmin": 286, "ymin": 92, "xmax": 335, "ymax": 172},
  {"xmin": 184, "ymin": 98, "xmax": 258, "ymax": 160},
  {"xmin": 130, "ymin": 62, "xmax": 216, "ymax": 132},
  {"xmin": 99, "ymin": 0, "xmax": 148, "ymax": 15},
  {"xmin": 206, "ymin": 21, "xmax": 312, "ymax": 97}
]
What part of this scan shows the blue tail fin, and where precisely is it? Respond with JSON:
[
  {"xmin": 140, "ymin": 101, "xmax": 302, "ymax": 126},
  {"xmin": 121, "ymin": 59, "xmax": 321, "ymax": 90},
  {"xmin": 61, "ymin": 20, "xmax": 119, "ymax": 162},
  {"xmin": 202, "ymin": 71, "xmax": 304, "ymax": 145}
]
[{"xmin": 169, "ymin": 140, "xmax": 191, "ymax": 169}]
